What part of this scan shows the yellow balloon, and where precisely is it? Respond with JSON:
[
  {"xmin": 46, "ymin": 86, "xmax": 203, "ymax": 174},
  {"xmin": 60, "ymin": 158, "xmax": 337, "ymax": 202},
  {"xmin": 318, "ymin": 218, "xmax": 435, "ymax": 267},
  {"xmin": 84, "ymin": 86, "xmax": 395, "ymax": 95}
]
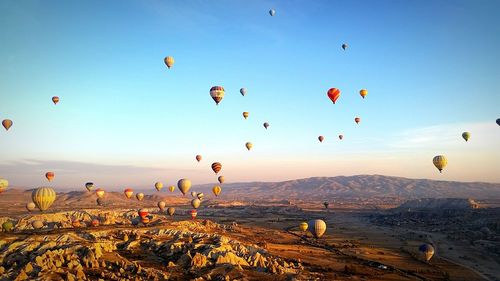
[
  {"xmin": 299, "ymin": 222, "xmax": 308, "ymax": 232},
  {"xmin": 164, "ymin": 56, "xmax": 174, "ymax": 68},
  {"xmin": 245, "ymin": 142, "xmax": 253, "ymax": 151},
  {"xmin": 243, "ymin": 112, "xmax": 249, "ymax": 119},
  {"xmin": 155, "ymin": 182, "xmax": 163, "ymax": 191},
  {"xmin": 168, "ymin": 185, "xmax": 175, "ymax": 192},
  {"xmin": 177, "ymin": 178, "xmax": 192, "ymax": 195},
  {"xmin": 212, "ymin": 185, "xmax": 222, "ymax": 197},
  {"xmin": 433, "ymin": 155, "xmax": 448, "ymax": 173},
  {"xmin": 0, "ymin": 178, "xmax": 8, "ymax": 193},
  {"xmin": 32, "ymin": 187, "xmax": 56, "ymax": 212},
  {"xmin": 360, "ymin": 89, "xmax": 368, "ymax": 99}
]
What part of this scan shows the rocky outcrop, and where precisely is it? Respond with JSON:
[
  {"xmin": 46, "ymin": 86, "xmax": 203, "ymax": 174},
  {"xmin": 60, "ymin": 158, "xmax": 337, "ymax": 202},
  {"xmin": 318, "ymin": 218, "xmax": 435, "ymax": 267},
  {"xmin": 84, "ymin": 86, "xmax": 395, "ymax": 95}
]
[{"xmin": 397, "ymin": 198, "xmax": 480, "ymax": 210}]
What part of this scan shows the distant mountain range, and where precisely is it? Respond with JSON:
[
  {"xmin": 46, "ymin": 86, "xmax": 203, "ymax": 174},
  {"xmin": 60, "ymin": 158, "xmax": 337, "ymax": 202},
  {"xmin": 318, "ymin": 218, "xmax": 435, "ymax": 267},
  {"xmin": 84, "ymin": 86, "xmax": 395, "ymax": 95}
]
[
  {"xmin": 192, "ymin": 175, "xmax": 500, "ymax": 200},
  {"xmin": 6, "ymin": 175, "xmax": 500, "ymax": 202}
]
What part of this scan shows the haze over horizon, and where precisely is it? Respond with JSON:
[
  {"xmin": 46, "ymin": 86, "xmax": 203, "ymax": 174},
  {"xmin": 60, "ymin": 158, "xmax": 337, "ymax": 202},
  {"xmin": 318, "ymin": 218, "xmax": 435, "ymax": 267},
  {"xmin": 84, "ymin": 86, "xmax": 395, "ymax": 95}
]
[{"xmin": 1, "ymin": 0, "xmax": 499, "ymax": 188}]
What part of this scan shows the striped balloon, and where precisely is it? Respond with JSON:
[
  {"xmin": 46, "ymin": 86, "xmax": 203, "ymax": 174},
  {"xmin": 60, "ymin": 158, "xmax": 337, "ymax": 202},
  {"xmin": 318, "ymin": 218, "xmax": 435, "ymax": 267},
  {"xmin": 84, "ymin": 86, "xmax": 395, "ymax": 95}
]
[
  {"xmin": 211, "ymin": 162, "xmax": 222, "ymax": 174},
  {"xmin": 210, "ymin": 86, "xmax": 225, "ymax": 105},
  {"xmin": 32, "ymin": 187, "xmax": 56, "ymax": 212},
  {"xmin": 327, "ymin": 88, "xmax": 340, "ymax": 104},
  {"xmin": 308, "ymin": 219, "xmax": 326, "ymax": 238},
  {"xmin": 124, "ymin": 188, "xmax": 134, "ymax": 198},
  {"xmin": 45, "ymin": 172, "xmax": 55, "ymax": 182},
  {"xmin": 433, "ymin": 155, "xmax": 447, "ymax": 173}
]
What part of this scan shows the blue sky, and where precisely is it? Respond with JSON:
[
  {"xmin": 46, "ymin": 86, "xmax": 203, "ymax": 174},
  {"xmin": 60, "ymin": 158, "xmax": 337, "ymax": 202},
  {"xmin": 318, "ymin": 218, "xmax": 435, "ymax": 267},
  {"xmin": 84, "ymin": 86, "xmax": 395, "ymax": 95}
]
[{"xmin": 1, "ymin": 0, "xmax": 499, "ymax": 189}]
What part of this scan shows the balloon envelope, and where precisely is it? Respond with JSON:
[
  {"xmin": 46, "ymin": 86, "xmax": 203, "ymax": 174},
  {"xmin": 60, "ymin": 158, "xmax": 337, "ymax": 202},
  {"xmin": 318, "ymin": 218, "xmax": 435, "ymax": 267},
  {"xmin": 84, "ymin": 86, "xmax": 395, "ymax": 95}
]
[
  {"xmin": 85, "ymin": 182, "xmax": 94, "ymax": 191},
  {"xmin": 191, "ymin": 191, "xmax": 198, "ymax": 198},
  {"xmin": 433, "ymin": 155, "xmax": 448, "ymax": 173},
  {"xmin": 299, "ymin": 222, "xmax": 308, "ymax": 232},
  {"xmin": 168, "ymin": 185, "xmax": 175, "ymax": 192},
  {"xmin": 360, "ymin": 89, "xmax": 368, "ymax": 99},
  {"xmin": 158, "ymin": 201, "xmax": 166, "ymax": 211},
  {"xmin": 269, "ymin": 9, "xmax": 275, "ymax": 16},
  {"xmin": 155, "ymin": 182, "xmax": 163, "ymax": 191},
  {"xmin": 52, "ymin": 96, "xmax": 59, "ymax": 105},
  {"xmin": 2, "ymin": 119, "xmax": 13, "ymax": 131},
  {"xmin": 197, "ymin": 193, "xmax": 204, "ymax": 200},
  {"xmin": 32, "ymin": 187, "xmax": 56, "ymax": 212},
  {"xmin": 213, "ymin": 185, "xmax": 222, "ymax": 197},
  {"xmin": 211, "ymin": 162, "xmax": 222, "ymax": 174},
  {"xmin": 164, "ymin": 56, "xmax": 174, "ymax": 68},
  {"xmin": 2, "ymin": 221, "xmax": 14, "ymax": 232},
  {"xmin": 419, "ymin": 244, "xmax": 435, "ymax": 262},
  {"xmin": 308, "ymin": 219, "xmax": 327, "ymax": 238},
  {"xmin": 355, "ymin": 117, "xmax": 361, "ymax": 124},
  {"xmin": 210, "ymin": 86, "xmax": 225, "ymax": 105},
  {"xmin": 327, "ymin": 88, "xmax": 340, "ymax": 104},
  {"xmin": 178, "ymin": 178, "xmax": 192, "ymax": 195},
  {"xmin": 196, "ymin": 155, "xmax": 202, "ymax": 162},
  {"xmin": 243, "ymin": 112, "xmax": 249, "ymax": 119},
  {"xmin": 318, "ymin": 136, "xmax": 324, "ymax": 143},
  {"xmin": 26, "ymin": 202, "xmax": 36, "ymax": 212},
  {"xmin": 497, "ymin": 118, "xmax": 500, "ymax": 126},
  {"xmin": 45, "ymin": 172, "xmax": 55, "ymax": 182},
  {"xmin": 339, "ymin": 135, "xmax": 343, "ymax": 140},
  {"xmin": 138, "ymin": 208, "xmax": 149, "ymax": 218},
  {"xmin": 124, "ymin": 188, "xmax": 134, "ymax": 199},
  {"xmin": 245, "ymin": 142, "xmax": 253, "ymax": 150},
  {"xmin": 240, "ymin": 88, "xmax": 247, "ymax": 96},
  {"xmin": 167, "ymin": 207, "xmax": 175, "ymax": 216},
  {"xmin": 136, "ymin": 193, "xmax": 144, "ymax": 201},
  {"xmin": 32, "ymin": 220, "xmax": 44, "ymax": 229},
  {"xmin": 191, "ymin": 198, "xmax": 201, "ymax": 209},
  {"xmin": 462, "ymin": 132, "xmax": 471, "ymax": 142},
  {"xmin": 342, "ymin": 43, "xmax": 348, "ymax": 50},
  {"xmin": 0, "ymin": 178, "xmax": 8, "ymax": 193},
  {"xmin": 263, "ymin": 122, "xmax": 269, "ymax": 129},
  {"xmin": 95, "ymin": 188, "xmax": 105, "ymax": 198},
  {"xmin": 190, "ymin": 209, "xmax": 198, "ymax": 219},
  {"xmin": 217, "ymin": 176, "xmax": 225, "ymax": 184}
]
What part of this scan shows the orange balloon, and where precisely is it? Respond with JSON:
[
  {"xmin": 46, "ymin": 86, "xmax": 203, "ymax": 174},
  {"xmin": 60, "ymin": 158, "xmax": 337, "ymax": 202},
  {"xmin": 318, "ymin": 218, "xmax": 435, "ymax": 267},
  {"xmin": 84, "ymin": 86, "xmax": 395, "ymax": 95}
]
[
  {"xmin": 45, "ymin": 172, "xmax": 55, "ymax": 182},
  {"xmin": 2, "ymin": 119, "xmax": 13, "ymax": 131},
  {"xmin": 327, "ymin": 88, "xmax": 341, "ymax": 104},
  {"xmin": 196, "ymin": 155, "xmax": 202, "ymax": 162},
  {"xmin": 318, "ymin": 136, "xmax": 324, "ymax": 143},
  {"xmin": 95, "ymin": 188, "xmax": 105, "ymax": 198},
  {"xmin": 124, "ymin": 188, "xmax": 134, "ymax": 199},
  {"xmin": 52, "ymin": 96, "xmax": 60, "ymax": 105},
  {"xmin": 211, "ymin": 162, "xmax": 222, "ymax": 174},
  {"xmin": 355, "ymin": 117, "xmax": 361, "ymax": 124}
]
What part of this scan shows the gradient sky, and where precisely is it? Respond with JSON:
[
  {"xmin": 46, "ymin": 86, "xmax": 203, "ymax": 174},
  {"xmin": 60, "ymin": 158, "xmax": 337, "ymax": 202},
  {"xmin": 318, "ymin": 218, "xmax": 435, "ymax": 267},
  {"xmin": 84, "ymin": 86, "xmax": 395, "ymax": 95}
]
[{"xmin": 1, "ymin": 0, "xmax": 499, "ymax": 189}]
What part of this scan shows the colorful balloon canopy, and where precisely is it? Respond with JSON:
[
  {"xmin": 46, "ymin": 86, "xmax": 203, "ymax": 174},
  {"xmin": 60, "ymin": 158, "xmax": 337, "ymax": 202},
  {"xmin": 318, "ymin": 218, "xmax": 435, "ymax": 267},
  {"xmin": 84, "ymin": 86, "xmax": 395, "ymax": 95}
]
[
  {"xmin": 299, "ymin": 222, "xmax": 308, "ymax": 232},
  {"xmin": 360, "ymin": 89, "xmax": 368, "ymax": 99},
  {"xmin": 190, "ymin": 209, "xmax": 198, "ymax": 219},
  {"xmin": 318, "ymin": 136, "xmax": 324, "ymax": 143},
  {"xmin": 308, "ymin": 219, "xmax": 327, "ymax": 238},
  {"xmin": 240, "ymin": 88, "xmax": 247, "ymax": 96},
  {"xmin": 191, "ymin": 191, "xmax": 198, "ymax": 198},
  {"xmin": 155, "ymin": 182, "xmax": 163, "ymax": 191},
  {"xmin": 327, "ymin": 88, "xmax": 340, "ymax": 104},
  {"xmin": 269, "ymin": 9, "xmax": 275, "ymax": 16},
  {"xmin": 2, "ymin": 119, "xmax": 13, "ymax": 131},
  {"xmin": 243, "ymin": 112, "xmax": 249, "ymax": 119},
  {"xmin": 138, "ymin": 208, "xmax": 149, "ymax": 218},
  {"xmin": 124, "ymin": 188, "xmax": 134, "ymax": 199},
  {"xmin": 45, "ymin": 172, "xmax": 55, "ymax": 182},
  {"xmin": 212, "ymin": 185, "xmax": 222, "ymax": 197},
  {"xmin": 164, "ymin": 56, "xmax": 174, "ymax": 69},
  {"xmin": 167, "ymin": 207, "xmax": 175, "ymax": 216},
  {"xmin": 355, "ymin": 117, "xmax": 361, "ymax": 124},
  {"xmin": 418, "ymin": 244, "xmax": 435, "ymax": 262},
  {"xmin": 245, "ymin": 142, "xmax": 253, "ymax": 151},
  {"xmin": 32, "ymin": 187, "xmax": 56, "ymax": 212},
  {"xmin": 191, "ymin": 198, "xmax": 201, "ymax": 209},
  {"xmin": 197, "ymin": 192, "xmax": 204, "ymax": 200},
  {"xmin": 210, "ymin": 86, "xmax": 225, "ymax": 105},
  {"xmin": 462, "ymin": 132, "xmax": 471, "ymax": 142},
  {"xmin": 168, "ymin": 185, "xmax": 175, "ymax": 192},
  {"xmin": 211, "ymin": 162, "xmax": 222, "ymax": 174},
  {"xmin": 91, "ymin": 219, "xmax": 100, "ymax": 227},
  {"xmin": 85, "ymin": 182, "xmax": 94, "ymax": 192},
  {"xmin": 0, "ymin": 178, "xmax": 8, "ymax": 193},
  {"xmin": 263, "ymin": 122, "xmax": 269, "ymax": 129},
  {"xmin": 196, "ymin": 155, "xmax": 202, "ymax": 162},
  {"xmin": 433, "ymin": 155, "xmax": 448, "ymax": 173},
  {"xmin": 177, "ymin": 178, "xmax": 192, "ymax": 195},
  {"xmin": 52, "ymin": 96, "xmax": 60, "ymax": 105},
  {"xmin": 136, "ymin": 192, "xmax": 144, "ymax": 201},
  {"xmin": 217, "ymin": 176, "xmax": 225, "ymax": 184},
  {"xmin": 95, "ymin": 188, "xmax": 105, "ymax": 198}
]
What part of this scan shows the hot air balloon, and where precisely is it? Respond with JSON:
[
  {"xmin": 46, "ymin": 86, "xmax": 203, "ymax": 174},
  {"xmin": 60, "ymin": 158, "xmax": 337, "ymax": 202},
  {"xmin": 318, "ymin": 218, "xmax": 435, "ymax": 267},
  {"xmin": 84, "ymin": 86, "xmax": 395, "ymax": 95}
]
[
  {"xmin": 323, "ymin": 202, "xmax": 329, "ymax": 209},
  {"xmin": 240, "ymin": 88, "xmax": 247, "ymax": 96},
  {"xmin": 26, "ymin": 202, "xmax": 36, "ymax": 212},
  {"xmin": 32, "ymin": 187, "xmax": 56, "ymax": 212},
  {"xmin": 95, "ymin": 188, "xmax": 105, "ymax": 199},
  {"xmin": 327, "ymin": 88, "xmax": 340, "ymax": 104},
  {"xmin": 318, "ymin": 136, "xmax": 324, "ymax": 143},
  {"xmin": 418, "ymin": 244, "xmax": 435, "ymax": 262},
  {"xmin": 212, "ymin": 185, "xmax": 222, "ymax": 197},
  {"xmin": 85, "ymin": 182, "xmax": 94, "ymax": 192},
  {"xmin": 211, "ymin": 162, "xmax": 222, "ymax": 174},
  {"xmin": 210, "ymin": 86, "xmax": 225, "ymax": 105},
  {"xmin": 355, "ymin": 117, "xmax": 361, "ymax": 124},
  {"xmin": 243, "ymin": 112, "xmax": 249, "ymax": 119},
  {"xmin": 158, "ymin": 201, "xmax": 166, "ymax": 211},
  {"xmin": 245, "ymin": 142, "xmax": 253, "ymax": 151},
  {"xmin": 91, "ymin": 219, "xmax": 100, "ymax": 227},
  {"xmin": 218, "ymin": 176, "xmax": 225, "ymax": 184},
  {"xmin": 197, "ymin": 193, "xmax": 204, "ymax": 200},
  {"xmin": 2, "ymin": 119, "xmax": 13, "ymax": 131},
  {"xmin": 462, "ymin": 132, "xmax": 471, "ymax": 142},
  {"xmin": 2, "ymin": 221, "xmax": 14, "ymax": 232},
  {"xmin": 177, "ymin": 178, "xmax": 191, "ymax": 196},
  {"xmin": 168, "ymin": 185, "xmax": 175, "ymax": 192},
  {"xmin": 124, "ymin": 188, "xmax": 134, "ymax": 199},
  {"xmin": 96, "ymin": 198, "xmax": 105, "ymax": 206},
  {"xmin": 299, "ymin": 222, "xmax": 308, "ymax": 232},
  {"xmin": 190, "ymin": 209, "xmax": 198, "ymax": 219},
  {"xmin": 338, "ymin": 135, "xmax": 343, "ymax": 140},
  {"xmin": 342, "ymin": 43, "xmax": 348, "ymax": 50},
  {"xmin": 263, "ymin": 122, "xmax": 269, "ymax": 129},
  {"xmin": 196, "ymin": 155, "xmax": 202, "ymax": 162},
  {"xmin": 191, "ymin": 198, "xmax": 201, "ymax": 209},
  {"xmin": 138, "ymin": 208, "xmax": 149, "ymax": 218},
  {"xmin": 45, "ymin": 172, "xmax": 55, "ymax": 182},
  {"xmin": 0, "ymin": 178, "xmax": 8, "ymax": 193},
  {"xmin": 164, "ymin": 56, "xmax": 175, "ymax": 69},
  {"xmin": 497, "ymin": 118, "xmax": 500, "ymax": 126},
  {"xmin": 308, "ymin": 219, "xmax": 326, "ymax": 238},
  {"xmin": 433, "ymin": 155, "xmax": 447, "ymax": 173},
  {"xmin": 136, "ymin": 193, "xmax": 144, "ymax": 201},
  {"xmin": 167, "ymin": 207, "xmax": 175, "ymax": 216},
  {"xmin": 32, "ymin": 220, "xmax": 44, "ymax": 229},
  {"xmin": 155, "ymin": 182, "xmax": 163, "ymax": 191},
  {"xmin": 141, "ymin": 216, "xmax": 150, "ymax": 225},
  {"xmin": 191, "ymin": 191, "xmax": 198, "ymax": 198},
  {"xmin": 269, "ymin": 9, "xmax": 276, "ymax": 16},
  {"xmin": 52, "ymin": 96, "xmax": 59, "ymax": 105},
  {"xmin": 360, "ymin": 89, "xmax": 368, "ymax": 99}
]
